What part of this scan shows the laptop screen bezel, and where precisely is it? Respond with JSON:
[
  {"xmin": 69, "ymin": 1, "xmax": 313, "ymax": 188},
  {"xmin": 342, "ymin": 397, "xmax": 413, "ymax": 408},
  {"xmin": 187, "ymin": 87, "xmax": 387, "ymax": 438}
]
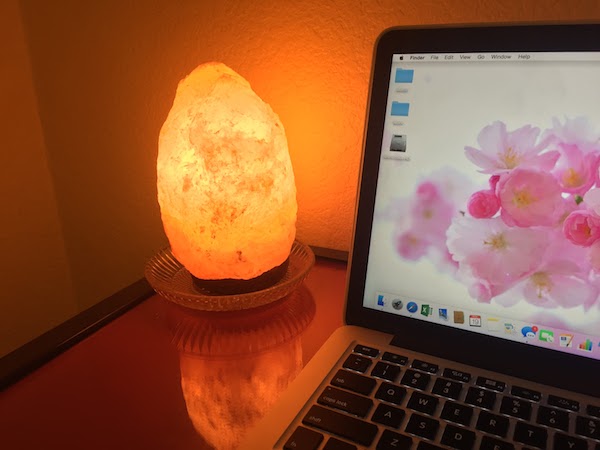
[{"xmin": 345, "ymin": 24, "xmax": 600, "ymax": 398}]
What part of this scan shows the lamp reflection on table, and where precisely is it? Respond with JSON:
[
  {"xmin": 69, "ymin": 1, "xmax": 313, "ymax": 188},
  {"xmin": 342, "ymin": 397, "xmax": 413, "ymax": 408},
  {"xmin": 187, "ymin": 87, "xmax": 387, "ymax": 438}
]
[{"xmin": 163, "ymin": 285, "xmax": 316, "ymax": 449}]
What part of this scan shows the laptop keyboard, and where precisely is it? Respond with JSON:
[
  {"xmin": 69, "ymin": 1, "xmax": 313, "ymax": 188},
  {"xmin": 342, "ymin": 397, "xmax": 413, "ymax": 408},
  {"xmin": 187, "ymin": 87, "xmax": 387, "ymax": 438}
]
[{"xmin": 283, "ymin": 343, "xmax": 600, "ymax": 450}]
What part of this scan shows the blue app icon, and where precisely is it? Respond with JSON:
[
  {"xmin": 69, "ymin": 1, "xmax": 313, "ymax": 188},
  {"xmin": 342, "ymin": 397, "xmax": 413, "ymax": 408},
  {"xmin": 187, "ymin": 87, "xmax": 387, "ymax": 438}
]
[
  {"xmin": 407, "ymin": 301, "xmax": 418, "ymax": 313},
  {"xmin": 439, "ymin": 308, "xmax": 448, "ymax": 320},
  {"xmin": 377, "ymin": 295, "xmax": 385, "ymax": 306},
  {"xmin": 521, "ymin": 326, "xmax": 538, "ymax": 338}
]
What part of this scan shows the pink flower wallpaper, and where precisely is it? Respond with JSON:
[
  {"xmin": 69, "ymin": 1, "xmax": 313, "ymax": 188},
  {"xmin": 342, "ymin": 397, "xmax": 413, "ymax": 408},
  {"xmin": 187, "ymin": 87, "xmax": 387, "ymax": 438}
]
[{"xmin": 395, "ymin": 117, "xmax": 600, "ymax": 311}]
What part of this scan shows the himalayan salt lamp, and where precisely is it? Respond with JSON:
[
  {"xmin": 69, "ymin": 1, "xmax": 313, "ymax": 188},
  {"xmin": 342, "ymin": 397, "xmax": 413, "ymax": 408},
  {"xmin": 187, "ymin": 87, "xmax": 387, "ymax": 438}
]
[{"xmin": 157, "ymin": 62, "xmax": 297, "ymax": 292}]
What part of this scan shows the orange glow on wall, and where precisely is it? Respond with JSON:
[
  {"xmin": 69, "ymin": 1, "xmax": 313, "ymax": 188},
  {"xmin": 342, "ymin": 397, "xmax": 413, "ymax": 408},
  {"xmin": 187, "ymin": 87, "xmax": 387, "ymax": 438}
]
[{"xmin": 157, "ymin": 62, "xmax": 297, "ymax": 280}]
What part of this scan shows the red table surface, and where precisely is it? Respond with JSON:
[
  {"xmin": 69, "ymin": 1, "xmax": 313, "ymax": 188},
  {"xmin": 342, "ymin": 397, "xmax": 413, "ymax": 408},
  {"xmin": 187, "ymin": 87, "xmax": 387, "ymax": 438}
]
[{"xmin": 0, "ymin": 258, "xmax": 347, "ymax": 450}]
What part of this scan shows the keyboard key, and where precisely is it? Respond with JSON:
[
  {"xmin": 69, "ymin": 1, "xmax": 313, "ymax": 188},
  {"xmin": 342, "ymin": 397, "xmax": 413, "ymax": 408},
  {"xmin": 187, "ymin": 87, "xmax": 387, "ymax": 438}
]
[
  {"xmin": 376, "ymin": 430, "xmax": 412, "ymax": 450},
  {"xmin": 371, "ymin": 361, "xmax": 401, "ymax": 382},
  {"xmin": 323, "ymin": 437, "xmax": 357, "ymax": 450},
  {"xmin": 412, "ymin": 359, "xmax": 439, "ymax": 374},
  {"xmin": 401, "ymin": 369, "xmax": 431, "ymax": 390},
  {"xmin": 405, "ymin": 413, "xmax": 440, "ymax": 440},
  {"xmin": 407, "ymin": 391, "xmax": 439, "ymax": 415},
  {"xmin": 441, "ymin": 424, "xmax": 475, "ymax": 450},
  {"xmin": 432, "ymin": 378, "xmax": 463, "ymax": 399},
  {"xmin": 476, "ymin": 410, "xmax": 509, "ymax": 437},
  {"xmin": 554, "ymin": 433, "xmax": 588, "ymax": 450},
  {"xmin": 499, "ymin": 396, "xmax": 532, "ymax": 420},
  {"xmin": 353, "ymin": 344, "xmax": 379, "ymax": 357},
  {"xmin": 536, "ymin": 405, "xmax": 569, "ymax": 431},
  {"xmin": 480, "ymin": 436, "xmax": 515, "ymax": 450},
  {"xmin": 372, "ymin": 403, "xmax": 405, "ymax": 429},
  {"xmin": 442, "ymin": 368, "xmax": 471, "ymax": 383},
  {"xmin": 331, "ymin": 369, "xmax": 376, "ymax": 396},
  {"xmin": 513, "ymin": 421, "xmax": 547, "ymax": 449},
  {"xmin": 511, "ymin": 385, "xmax": 541, "ymax": 402},
  {"xmin": 575, "ymin": 415, "xmax": 600, "ymax": 439},
  {"xmin": 375, "ymin": 382, "xmax": 406, "ymax": 405},
  {"xmin": 302, "ymin": 405, "xmax": 378, "ymax": 447},
  {"xmin": 317, "ymin": 386, "xmax": 373, "ymax": 418},
  {"xmin": 588, "ymin": 404, "xmax": 600, "ymax": 418},
  {"xmin": 441, "ymin": 401, "xmax": 473, "ymax": 426},
  {"xmin": 382, "ymin": 351, "xmax": 408, "ymax": 366},
  {"xmin": 548, "ymin": 394, "xmax": 579, "ymax": 412},
  {"xmin": 464, "ymin": 387, "xmax": 496, "ymax": 410},
  {"xmin": 476, "ymin": 376, "xmax": 506, "ymax": 392},
  {"xmin": 343, "ymin": 354, "xmax": 372, "ymax": 373},
  {"xmin": 284, "ymin": 426, "xmax": 324, "ymax": 450}
]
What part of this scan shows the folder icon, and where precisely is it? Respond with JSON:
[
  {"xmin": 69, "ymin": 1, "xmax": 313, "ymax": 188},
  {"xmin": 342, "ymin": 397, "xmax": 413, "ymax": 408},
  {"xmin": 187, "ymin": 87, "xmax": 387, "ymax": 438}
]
[
  {"xmin": 395, "ymin": 68, "xmax": 414, "ymax": 83},
  {"xmin": 391, "ymin": 102, "xmax": 410, "ymax": 116}
]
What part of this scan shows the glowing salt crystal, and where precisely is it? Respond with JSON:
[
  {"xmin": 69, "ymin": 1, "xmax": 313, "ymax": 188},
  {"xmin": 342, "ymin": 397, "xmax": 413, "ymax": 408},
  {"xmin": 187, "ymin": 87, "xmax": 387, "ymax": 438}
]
[{"xmin": 157, "ymin": 62, "xmax": 297, "ymax": 280}]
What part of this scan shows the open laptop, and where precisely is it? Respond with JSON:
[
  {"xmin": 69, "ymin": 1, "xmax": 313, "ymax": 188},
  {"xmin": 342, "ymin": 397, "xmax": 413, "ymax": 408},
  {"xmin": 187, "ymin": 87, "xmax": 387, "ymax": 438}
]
[{"xmin": 243, "ymin": 24, "xmax": 600, "ymax": 449}]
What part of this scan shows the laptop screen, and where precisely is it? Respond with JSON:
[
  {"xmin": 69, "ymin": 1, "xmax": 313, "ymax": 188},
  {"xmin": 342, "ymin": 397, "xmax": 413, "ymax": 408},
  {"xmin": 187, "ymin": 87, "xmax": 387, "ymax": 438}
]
[{"xmin": 363, "ymin": 49, "xmax": 600, "ymax": 361}]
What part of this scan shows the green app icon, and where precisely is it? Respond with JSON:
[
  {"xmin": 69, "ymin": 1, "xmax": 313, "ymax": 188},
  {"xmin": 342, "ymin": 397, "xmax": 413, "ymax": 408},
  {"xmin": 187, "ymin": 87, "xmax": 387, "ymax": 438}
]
[
  {"xmin": 421, "ymin": 304, "xmax": 431, "ymax": 316},
  {"xmin": 539, "ymin": 329, "xmax": 554, "ymax": 343}
]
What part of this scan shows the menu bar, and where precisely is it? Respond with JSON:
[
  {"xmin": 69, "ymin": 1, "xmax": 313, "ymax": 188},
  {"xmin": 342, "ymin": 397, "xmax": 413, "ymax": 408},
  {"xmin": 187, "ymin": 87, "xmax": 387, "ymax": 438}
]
[{"xmin": 394, "ymin": 52, "xmax": 600, "ymax": 63}]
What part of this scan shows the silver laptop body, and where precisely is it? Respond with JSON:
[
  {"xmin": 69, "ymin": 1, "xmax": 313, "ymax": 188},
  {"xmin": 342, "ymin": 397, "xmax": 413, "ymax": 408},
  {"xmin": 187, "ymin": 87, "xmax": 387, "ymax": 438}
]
[{"xmin": 244, "ymin": 24, "xmax": 600, "ymax": 450}]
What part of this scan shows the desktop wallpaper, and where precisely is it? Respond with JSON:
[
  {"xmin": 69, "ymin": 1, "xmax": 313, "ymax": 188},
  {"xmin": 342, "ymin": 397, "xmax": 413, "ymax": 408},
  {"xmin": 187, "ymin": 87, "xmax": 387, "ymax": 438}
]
[{"xmin": 366, "ymin": 57, "xmax": 600, "ymax": 350}]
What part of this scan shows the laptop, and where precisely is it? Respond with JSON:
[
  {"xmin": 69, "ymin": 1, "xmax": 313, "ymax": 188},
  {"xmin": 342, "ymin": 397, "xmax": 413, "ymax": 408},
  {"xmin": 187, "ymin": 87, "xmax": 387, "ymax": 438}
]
[{"xmin": 243, "ymin": 24, "xmax": 600, "ymax": 449}]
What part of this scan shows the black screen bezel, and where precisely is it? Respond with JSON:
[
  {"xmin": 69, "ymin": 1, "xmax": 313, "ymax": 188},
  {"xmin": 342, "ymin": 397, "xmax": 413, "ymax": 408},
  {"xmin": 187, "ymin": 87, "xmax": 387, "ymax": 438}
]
[{"xmin": 345, "ymin": 24, "xmax": 600, "ymax": 398}]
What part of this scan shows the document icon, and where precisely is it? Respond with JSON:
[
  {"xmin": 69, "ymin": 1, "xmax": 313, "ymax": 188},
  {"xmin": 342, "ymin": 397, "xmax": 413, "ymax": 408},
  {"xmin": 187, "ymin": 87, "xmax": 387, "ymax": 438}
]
[
  {"xmin": 391, "ymin": 102, "xmax": 410, "ymax": 116},
  {"xmin": 390, "ymin": 135, "xmax": 406, "ymax": 152},
  {"xmin": 487, "ymin": 317, "xmax": 501, "ymax": 332},
  {"xmin": 395, "ymin": 68, "xmax": 414, "ymax": 83}
]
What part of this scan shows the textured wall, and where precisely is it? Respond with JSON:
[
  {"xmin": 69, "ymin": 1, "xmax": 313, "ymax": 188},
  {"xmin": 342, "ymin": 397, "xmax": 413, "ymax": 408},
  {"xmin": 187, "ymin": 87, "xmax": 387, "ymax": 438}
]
[
  {"xmin": 0, "ymin": 0, "xmax": 76, "ymax": 356},
  {"xmin": 17, "ymin": 0, "xmax": 600, "ymax": 314}
]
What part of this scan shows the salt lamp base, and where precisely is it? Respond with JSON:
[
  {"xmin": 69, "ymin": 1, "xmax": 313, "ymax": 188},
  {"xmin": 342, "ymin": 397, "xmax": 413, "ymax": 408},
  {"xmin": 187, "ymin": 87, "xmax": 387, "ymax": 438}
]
[
  {"xmin": 144, "ymin": 240, "xmax": 315, "ymax": 311},
  {"xmin": 191, "ymin": 259, "xmax": 289, "ymax": 295}
]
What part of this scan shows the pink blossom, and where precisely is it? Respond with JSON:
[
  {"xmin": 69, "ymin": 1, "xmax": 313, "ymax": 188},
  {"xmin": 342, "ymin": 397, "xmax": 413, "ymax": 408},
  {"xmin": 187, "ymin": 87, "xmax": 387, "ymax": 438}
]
[
  {"xmin": 396, "ymin": 231, "xmax": 429, "ymax": 261},
  {"xmin": 562, "ymin": 210, "xmax": 600, "ymax": 247},
  {"xmin": 415, "ymin": 181, "xmax": 440, "ymax": 202},
  {"xmin": 447, "ymin": 216, "xmax": 548, "ymax": 300},
  {"xmin": 394, "ymin": 170, "xmax": 472, "ymax": 263},
  {"xmin": 584, "ymin": 188, "xmax": 600, "ymax": 216},
  {"xmin": 517, "ymin": 260, "xmax": 597, "ymax": 310},
  {"xmin": 488, "ymin": 175, "xmax": 500, "ymax": 191},
  {"xmin": 494, "ymin": 235, "xmax": 596, "ymax": 309},
  {"xmin": 552, "ymin": 145, "xmax": 599, "ymax": 194},
  {"xmin": 465, "ymin": 121, "xmax": 559, "ymax": 174},
  {"xmin": 542, "ymin": 116, "xmax": 600, "ymax": 154},
  {"xmin": 423, "ymin": 167, "xmax": 477, "ymax": 208},
  {"xmin": 468, "ymin": 281, "xmax": 492, "ymax": 303},
  {"xmin": 590, "ymin": 241, "xmax": 600, "ymax": 271},
  {"xmin": 467, "ymin": 190, "xmax": 500, "ymax": 218},
  {"xmin": 542, "ymin": 117, "xmax": 600, "ymax": 194},
  {"xmin": 555, "ymin": 195, "xmax": 582, "ymax": 229},
  {"xmin": 545, "ymin": 228, "xmax": 590, "ymax": 271},
  {"xmin": 497, "ymin": 168, "xmax": 563, "ymax": 227},
  {"xmin": 410, "ymin": 182, "xmax": 454, "ymax": 245},
  {"xmin": 429, "ymin": 246, "xmax": 459, "ymax": 276}
]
